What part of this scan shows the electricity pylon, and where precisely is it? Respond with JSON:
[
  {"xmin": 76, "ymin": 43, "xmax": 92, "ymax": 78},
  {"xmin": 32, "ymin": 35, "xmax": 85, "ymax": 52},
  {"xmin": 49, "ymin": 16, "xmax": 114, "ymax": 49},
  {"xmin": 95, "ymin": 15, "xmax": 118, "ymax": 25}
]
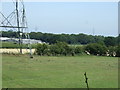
[{"xmin": 0, "ymin": 0, "xmax": 33, "ymax": 58}]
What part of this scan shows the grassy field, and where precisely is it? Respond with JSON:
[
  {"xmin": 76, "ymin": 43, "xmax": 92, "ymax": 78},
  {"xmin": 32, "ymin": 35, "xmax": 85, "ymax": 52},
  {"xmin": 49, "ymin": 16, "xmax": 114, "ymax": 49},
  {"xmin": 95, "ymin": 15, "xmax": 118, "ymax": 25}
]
[
  {"xmin": 0, "ymin": 42, "xmax": 83, "ymax": 49},
  {"xmin": 2, "ymin": 55, "xmax": 118, "ymax": 88},
  {"xmin": 0, "ymin": 42, "xmax": 37, "ymax": 48}
]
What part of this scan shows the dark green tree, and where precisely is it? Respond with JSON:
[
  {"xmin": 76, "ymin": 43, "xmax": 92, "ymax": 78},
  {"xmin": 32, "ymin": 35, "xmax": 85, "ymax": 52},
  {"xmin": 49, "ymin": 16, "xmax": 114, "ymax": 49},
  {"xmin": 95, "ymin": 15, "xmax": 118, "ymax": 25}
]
[
  {"xmin": 104, "ymin": 37, "xmax": 117, "ymax": 47},
  {"xmin": 85, "ymin": 43, "xmax": 107, "ymax": 56}
]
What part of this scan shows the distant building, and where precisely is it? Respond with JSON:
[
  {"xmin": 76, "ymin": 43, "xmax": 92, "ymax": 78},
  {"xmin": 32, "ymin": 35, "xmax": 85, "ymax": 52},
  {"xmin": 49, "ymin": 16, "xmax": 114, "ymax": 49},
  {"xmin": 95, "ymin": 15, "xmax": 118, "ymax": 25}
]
[
  {"xmin": 0, "ymin": 37, "xmax": 44, "ymax": 44},
  {"xmin": 0, "ymin": 37, "xmax": 10, "ymax": 41},
  {"xmin": 22, "ymin": 39, "xmax": 43, "ymax": 44}
]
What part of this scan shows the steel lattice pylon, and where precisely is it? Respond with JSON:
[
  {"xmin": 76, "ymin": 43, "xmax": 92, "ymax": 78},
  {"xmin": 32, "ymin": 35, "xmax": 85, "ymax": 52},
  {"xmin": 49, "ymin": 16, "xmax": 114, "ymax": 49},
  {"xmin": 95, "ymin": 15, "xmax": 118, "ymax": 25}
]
[{"xmin": 0, "ymin": 0, "xmax": 33, "ymax": 58}]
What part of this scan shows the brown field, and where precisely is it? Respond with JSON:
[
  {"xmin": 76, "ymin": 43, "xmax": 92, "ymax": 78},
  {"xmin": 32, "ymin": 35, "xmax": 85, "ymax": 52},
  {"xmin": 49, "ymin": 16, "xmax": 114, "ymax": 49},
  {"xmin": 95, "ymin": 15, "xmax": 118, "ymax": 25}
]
[{"xmin": 0, "ymin": 49, "xmax": 35, "ymax": 54}]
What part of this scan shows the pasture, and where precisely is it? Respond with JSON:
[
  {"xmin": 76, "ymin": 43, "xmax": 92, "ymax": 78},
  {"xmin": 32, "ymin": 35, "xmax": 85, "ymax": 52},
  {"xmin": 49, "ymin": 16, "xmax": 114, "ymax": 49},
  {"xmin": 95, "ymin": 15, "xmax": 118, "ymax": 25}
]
[
  {"xmin": 2, "ymin": 55, "xmax": 118, "ymax": 88},
  {"xmin": 1, "ymin": 42, "xmax": 37, "ymax": 49}
]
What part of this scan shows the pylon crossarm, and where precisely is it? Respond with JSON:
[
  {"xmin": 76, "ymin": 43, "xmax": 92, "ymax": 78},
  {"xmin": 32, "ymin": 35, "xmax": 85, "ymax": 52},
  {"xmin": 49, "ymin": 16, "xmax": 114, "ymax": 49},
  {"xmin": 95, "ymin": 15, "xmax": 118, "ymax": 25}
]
[{"xmin": 0, "ymin": 26, "xmax": 27, "ymax": 28}]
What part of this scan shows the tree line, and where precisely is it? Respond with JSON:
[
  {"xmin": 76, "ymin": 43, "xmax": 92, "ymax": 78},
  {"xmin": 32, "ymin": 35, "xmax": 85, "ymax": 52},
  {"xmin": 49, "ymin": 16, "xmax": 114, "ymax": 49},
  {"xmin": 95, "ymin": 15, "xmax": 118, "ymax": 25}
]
[
  {"xmin": 1, "ymin": 30, "xmax": 120, "ymax": 46},
  {"xmin": 1, "ymin": 30, "xmax": 120, "ymax": 57}
]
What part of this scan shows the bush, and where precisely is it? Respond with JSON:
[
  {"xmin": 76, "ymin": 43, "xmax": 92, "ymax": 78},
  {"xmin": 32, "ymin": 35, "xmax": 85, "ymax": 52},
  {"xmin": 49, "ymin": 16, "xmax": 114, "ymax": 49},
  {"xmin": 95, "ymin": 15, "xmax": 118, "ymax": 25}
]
[
  {"xmin": 50, "ymin": 44, "xmax": 61, "ymax": 56},
  {"xmin": 36, "ymin": 42, "xmax": 77, "ymax": 56},
  {"xmin": 85, "ymin": 43, "xmax": 107, "ymax": 56},
  {"xmin": 36, "ymin": 42, "xmax": 110, "ymax": 56},
  {"xmin": 74, "ymin": 46, "xmax": 83, "ymax": 54},
  {"xmin": 68, "ymin": 46, "xmax": 75, "ymax": 56},
  {"xmin": 116, "ymin": 45, "xmax": 120, "ymax": 57},
  {"xmin": 36, "ymin": 43, "xmax": 48, "ymax": 55},
  {"xmin": 50, "ymin": 41, "xmax": 70, "ymax": 56},
  {"xmin": 108, "ymin": 46, "xmax": 117, "ymax": 57}
]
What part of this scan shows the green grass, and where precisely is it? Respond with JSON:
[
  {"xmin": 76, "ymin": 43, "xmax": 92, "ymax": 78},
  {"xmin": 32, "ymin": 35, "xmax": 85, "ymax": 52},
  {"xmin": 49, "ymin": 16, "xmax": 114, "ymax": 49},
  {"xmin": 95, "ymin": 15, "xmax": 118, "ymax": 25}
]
[
  {"xmin": 0, "ymin": 42, "xmax": 37, "ymax": 48},
  {"xmin": 2, "ymin": 55, "xmax": 118, "ymax": 88},
  {"xmin": 69, "ymin": 44, "xmax": 84, "ymax": 47},
  {"xmin": 1, "ymin": 42, "xmax": 84, "ymax": 49}
]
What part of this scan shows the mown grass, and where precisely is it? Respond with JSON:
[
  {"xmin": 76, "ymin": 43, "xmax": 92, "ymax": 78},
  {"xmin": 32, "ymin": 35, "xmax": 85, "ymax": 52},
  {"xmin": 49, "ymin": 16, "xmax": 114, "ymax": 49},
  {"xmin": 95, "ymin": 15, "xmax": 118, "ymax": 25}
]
[
  {"xmin": 0, "ymin": 42, "xmax": 37, "ymax": 48},
  {"xmin": 1, "ymin": 42, "xmax": 84, "ymax": 49},
  {"xmin": 2, "ymin": 55, "xmax": 118, "ymax": 88}
]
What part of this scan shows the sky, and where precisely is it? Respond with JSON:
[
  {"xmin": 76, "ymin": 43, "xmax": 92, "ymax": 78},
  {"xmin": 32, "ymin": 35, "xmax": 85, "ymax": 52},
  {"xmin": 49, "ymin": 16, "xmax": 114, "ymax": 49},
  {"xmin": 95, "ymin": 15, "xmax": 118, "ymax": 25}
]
[{"xmin": 1, "ymin": 2, "xmax": 118, "ymax": 36}]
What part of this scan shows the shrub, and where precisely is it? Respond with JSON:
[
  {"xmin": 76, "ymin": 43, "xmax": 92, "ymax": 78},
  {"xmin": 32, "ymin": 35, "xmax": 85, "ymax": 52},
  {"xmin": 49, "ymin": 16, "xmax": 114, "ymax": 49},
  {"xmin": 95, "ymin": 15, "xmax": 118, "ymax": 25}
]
[
  {"xmin": 74, "ymin": 46, "xmax": 83, "ymax": 54},
  {"xmin": 116, "ymin": 45, "xmax": 120, "ymax": 57},
  {"xmin": 36, "ymin": 43, "xmax": 48, "ymax": 55},
  {"xmin": 51, "ymin": 41, "xmax": 70, "ymax": 56},
  {"xmin": 36, "ymin": 42, "xmax": 73, "ymax": 56},
  {"xmin": 85, "ymin": 43, "xmax": 107, "ymax": 56},
  {"xmin": 50, "ymin": 44, "xmax": 61, "ymax": 56},
  {"xmin": 36, "ymin": 42, "xmax": 109, "ymax": 56},
  {"xmin": 108, "ymin": 46, "xmax": 117, "ymax": 57},
  {"xmin": 68, "ymin": 46, "xmax": 75, "ymax": 56}
]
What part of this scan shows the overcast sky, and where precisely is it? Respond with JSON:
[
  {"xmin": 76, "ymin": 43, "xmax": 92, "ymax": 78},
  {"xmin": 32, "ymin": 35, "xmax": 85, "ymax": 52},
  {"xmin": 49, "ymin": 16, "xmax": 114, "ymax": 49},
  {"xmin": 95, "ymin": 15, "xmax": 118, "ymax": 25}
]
[{"xmin": 2, "ymin": 2, "xmax": 118, "ymax": 36}]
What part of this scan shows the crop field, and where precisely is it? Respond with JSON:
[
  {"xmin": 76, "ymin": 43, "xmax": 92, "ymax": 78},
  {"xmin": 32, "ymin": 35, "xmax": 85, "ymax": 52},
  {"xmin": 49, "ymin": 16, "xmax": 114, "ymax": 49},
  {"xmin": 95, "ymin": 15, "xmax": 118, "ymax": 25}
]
[
  {"xmin": 0, "ymin": 49, "xmax": 35, "ymax": 54},
  {"xmin": 2, "ymin": 55, "xmax": 118, "ymax": 88}
]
